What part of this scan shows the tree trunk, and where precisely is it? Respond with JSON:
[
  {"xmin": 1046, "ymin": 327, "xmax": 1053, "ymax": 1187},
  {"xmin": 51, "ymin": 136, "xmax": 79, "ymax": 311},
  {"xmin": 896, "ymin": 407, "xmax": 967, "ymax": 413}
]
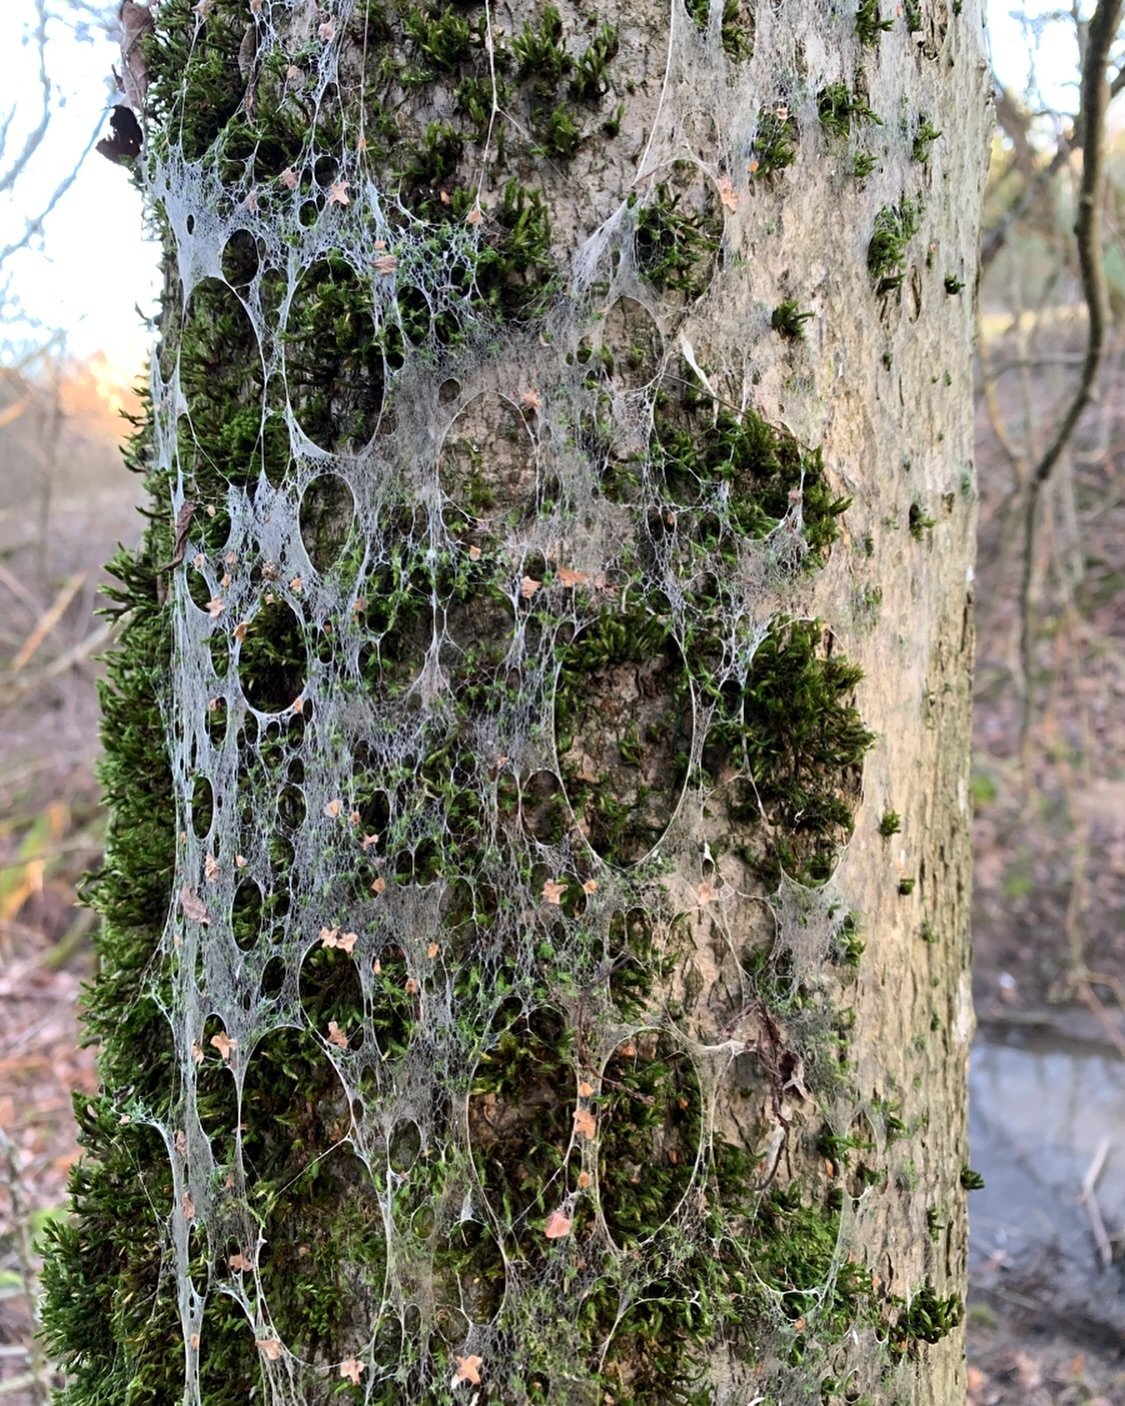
[{"xmin": 44, "ymin": 2, "xmax": 990, "ymax": 1403}]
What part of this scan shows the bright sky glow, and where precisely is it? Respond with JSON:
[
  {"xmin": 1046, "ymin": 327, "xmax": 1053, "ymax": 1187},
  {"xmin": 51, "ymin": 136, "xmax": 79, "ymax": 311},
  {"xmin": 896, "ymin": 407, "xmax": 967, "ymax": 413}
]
[{"xmin": 0, "ymin": 1, "xmax": 1099, "ymax": 387}]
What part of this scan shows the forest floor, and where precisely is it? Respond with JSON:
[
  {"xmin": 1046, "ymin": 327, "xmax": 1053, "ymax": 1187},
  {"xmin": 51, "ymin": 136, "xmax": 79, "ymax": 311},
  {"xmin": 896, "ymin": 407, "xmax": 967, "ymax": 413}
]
[{"xmin": 0, "ymin": 332, "xmax": 1122, "ymax": 1402}]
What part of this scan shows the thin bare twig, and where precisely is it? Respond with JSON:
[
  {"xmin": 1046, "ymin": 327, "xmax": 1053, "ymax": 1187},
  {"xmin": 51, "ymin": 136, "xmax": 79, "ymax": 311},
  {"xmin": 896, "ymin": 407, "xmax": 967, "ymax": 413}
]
[{"xmin": 1076, "ymin": 1136, "xmax": 1113, "ymax": 1269}]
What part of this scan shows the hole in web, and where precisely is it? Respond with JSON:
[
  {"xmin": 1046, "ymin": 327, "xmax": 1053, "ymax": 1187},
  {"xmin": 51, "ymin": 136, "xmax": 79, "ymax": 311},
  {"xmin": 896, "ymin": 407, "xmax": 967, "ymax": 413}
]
[
  {"xmin": 285, "ymin": 255, "xmax": 385, "ymax": 452},
  {"xmin": 236, "ymin": 596, "xmax": 308, "ymax": 713},
  {"xmin": 299, "ymin": 942, "xmax": 365, "ymax": 1052},
  {"xmin": 230, "ymin": 876, "xmax": 264, "ymax": 952},
  {"xmin": 299, "ymin": 472, "xmax": 358, "ymax": 572},
  {"xmin": 555, "ymin": 607, "xmax": 692, "ymax": 866},
  {"xmin": 191, "ymin": 774, "xmax": 214, "ymax": 839},
  {"xmin": 598, "ymin": 1031, "xmax": 702, "ymax": 1247},
  {"xmin": 177, "ymin": 277, "xmax": 266, "ymax": 488}
]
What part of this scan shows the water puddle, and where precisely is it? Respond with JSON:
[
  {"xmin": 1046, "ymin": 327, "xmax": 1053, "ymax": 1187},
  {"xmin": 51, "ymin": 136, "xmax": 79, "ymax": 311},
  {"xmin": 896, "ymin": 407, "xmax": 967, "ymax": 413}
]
[{"xmin": 969, "ymin": 1022, "xmax": 1125, "ymax": 1337}]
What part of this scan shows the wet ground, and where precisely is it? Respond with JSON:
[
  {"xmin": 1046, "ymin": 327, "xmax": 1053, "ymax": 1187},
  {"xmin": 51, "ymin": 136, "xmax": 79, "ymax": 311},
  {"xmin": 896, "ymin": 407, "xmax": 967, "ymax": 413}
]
[{"xmin": 967, "ymin": 1014, "xmax": 1125, "ymax": 1403}]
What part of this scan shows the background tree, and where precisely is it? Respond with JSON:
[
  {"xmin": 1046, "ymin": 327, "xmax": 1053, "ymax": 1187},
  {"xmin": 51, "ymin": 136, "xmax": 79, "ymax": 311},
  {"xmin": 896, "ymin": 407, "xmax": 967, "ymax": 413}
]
[{"xmin": 42, "ymin": 3, "xmax": 990, "ymax": 1404}]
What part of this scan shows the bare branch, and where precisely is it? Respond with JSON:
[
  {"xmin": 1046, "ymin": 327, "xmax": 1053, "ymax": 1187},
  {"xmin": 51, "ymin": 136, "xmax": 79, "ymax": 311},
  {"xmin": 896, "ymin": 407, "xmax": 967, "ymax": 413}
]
[
  {"xmin": 1018, "ymin": 0, "xmax": 1124, "ymax": 760},
  {"xmin": 0, "ymin": 1, "xmax": 52, "ymax": 198}
]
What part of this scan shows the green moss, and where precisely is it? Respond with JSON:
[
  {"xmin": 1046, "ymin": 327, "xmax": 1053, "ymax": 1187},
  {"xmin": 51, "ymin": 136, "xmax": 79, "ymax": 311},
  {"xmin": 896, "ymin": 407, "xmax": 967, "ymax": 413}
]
[
  {"xmin": 651, "ymin": 403, "xmax": 851, "ymax": 561},
  {"xmin": 891, "ymin": 1280, "xmax": 961, "ymax": 1355},
  {"xmin": 912, "ymin": 118, "xmax": 942, "ymax": 163},
  {"xmin": 908, "ymin": 503, "xmax": 935, "ymax": 539},
  {"xmin": 897, "ymin": 877, "xmax": 916, "ymax": 895},
  {"xmin": 635, "ymin": 181, "xmax": 722, "ymax": 297},
  {"xmin": 720, "ymin": 620, "xmax": 875, "ymax": 887},
  {"xmin": 474, "ymin": 179, "xmax": 558, "ymax": 320},
  {"xmin": 868, "ymin": 198, "xmax": 921, "ymax": 293},
  {"xmin": 856, "ymin": 0, "xmax": 893, "ymax": 47},
  {"xmin": 513, "ymin": 5, "xmax": 573, "ymax": 84},
  {"xmin": 771, "ymin": 298, "xmax": 815, "ymax": 341},
  {"xmin": 685, "ymin": 0, "xmax": 756, "ymax": 59},
  {"xmin": 944, "ymin": 274, "xmax": 964, "ymax": 294},
  {"xmin": 818, "ymin": 83, "xmax": 881, "ymax": 139},
  {"xmin": 570, "ymin": 23, "xmax": 619, "ymax": 102},
  {"xmin": 750, "ymin": 102, "xmax": 798, "ymax": 178},
  {"xmin": 878, "ymin": 812, "xmax": 901, "ymax": 837},
  {"xmin": 960, "ymin": 1166, "xmax": 986, "ymax": 1191},
  {"xmin": 403, "ymin": 5, "xmax": 476, "ymax": 77},
  {"xmin": 852, "ymin": 151, "xmax": 879, "ymax": 180}
]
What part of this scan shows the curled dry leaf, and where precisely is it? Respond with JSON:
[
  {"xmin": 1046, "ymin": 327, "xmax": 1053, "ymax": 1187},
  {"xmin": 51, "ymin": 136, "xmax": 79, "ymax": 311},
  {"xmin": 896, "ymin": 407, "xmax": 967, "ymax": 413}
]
[
  {"xmin": 520, "ymin": 576, "xmax": 542, "ymax": 599},
  {"xmin": 234, "ymin": 620, "xmax": 248, "ymax": 642},
  {"xmin": 578, "ymin": 1080, "xmax": 594, "ymax": 1098},
  {"xmin": 327, "ymin": 1020, "xmax": 349, "ymax": 1049},
  {"xmin": 454, "ymin": 1354, "xmax": 482, "ymax": 1386},
  {"xmin": 210, "ymin": 1031, "xmax": 236, "ymax": 1060},
  {"xmin": 361, "ymin": 832, "xmax": 380, "ymax": 851},
  {"xmin": 582, "ymin": 878, "xmax": 598, "ymax": 894},
  {"xmin": 373, "ymin": 254, "xmax": 398, "ymax": 275},
  {"xmin": 320, "ymin": 926, "xmax": 341, "ymax": 947},
  {"xmin": 182, "ymin": 1191, "xmax": 196, "ymax": 1220},
  {"xmin": 574, "ymin": 1107, "xmax": 597, "ymax": 1140},
  {"xmin": 543, "ymin": 1207, "xmax": 572, "ymax": 1240},
  {"xmin": 520, "ymin": 387, "xmax": 541, "ymax": 413},
  {"xmin": 180, "ymin": 885, "xmax": 210, "ymax": 925},
  {"xmin": 228, "ymin": 1250, "xmax": 254, "ymax": 1272},
  {"xmin": 372, "ymin": 875, "xmax": 386, "ymax": 895},
  {"xmin": 324, "ymin": 798, "xmax": 342, "ymax": 818},
  {"xmin": 468, "ymin": 544, "xmax": 482, "ymax": 560},
  {"xmin": 281, "ymin": 167, "xmax": 299, "ymax": 190},
  {"xmin": 256, "ymin": 1337, "xmax": 283, "ymax": 1360},
  {"xmin": 541, "ymin": 878, "xmax": 567, "ymax": 905},
  {"xmin": 207, "ymin": 595, "xmax": 225, "ymax": 618},
  {"xmin": 339, "ymin": 1357, "xmax": 365, "ymax": 1386},
  {"xmin": 204, "ymin": 852, "xmax": 219, "ymax": 883},
  {"xmin": 717, "ymin": 174, "xmax": 739, "ymax": 212},
  {"xmin": 337, "ymin": 931, "xmax": 358, "ymax": 953},
  {"xmin": 557, "ymin": 566, "xmax": 590, "ymax": 588},
  {"xmin": 427, "ymin": 942, "xmax": 439, "ymax": 959}
]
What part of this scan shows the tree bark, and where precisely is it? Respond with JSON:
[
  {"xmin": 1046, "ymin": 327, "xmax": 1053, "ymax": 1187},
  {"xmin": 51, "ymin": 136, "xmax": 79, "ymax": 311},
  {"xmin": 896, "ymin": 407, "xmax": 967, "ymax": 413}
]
[{"xmin": 44, "ymin": 2, "xmax": 990, "ymax": 1404}]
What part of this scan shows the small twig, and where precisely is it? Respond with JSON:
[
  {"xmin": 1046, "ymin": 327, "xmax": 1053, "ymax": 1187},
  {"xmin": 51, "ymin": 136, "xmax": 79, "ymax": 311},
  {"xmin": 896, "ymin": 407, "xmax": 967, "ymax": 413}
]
[
  {"xmin": 1076, "ymin": 1136, "xmax": 1113, "ymax": 1269},
  {"xmin": 9, "ymin": 571, "xmax": 87, "ymax": 672}
]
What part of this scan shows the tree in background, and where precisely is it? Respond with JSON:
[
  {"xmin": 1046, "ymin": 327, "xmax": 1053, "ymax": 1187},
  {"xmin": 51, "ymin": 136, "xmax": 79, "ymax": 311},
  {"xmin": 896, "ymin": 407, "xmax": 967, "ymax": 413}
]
[{"xmin": 43, "ymin": 3, "xmax": 989, "ymax": 1403}]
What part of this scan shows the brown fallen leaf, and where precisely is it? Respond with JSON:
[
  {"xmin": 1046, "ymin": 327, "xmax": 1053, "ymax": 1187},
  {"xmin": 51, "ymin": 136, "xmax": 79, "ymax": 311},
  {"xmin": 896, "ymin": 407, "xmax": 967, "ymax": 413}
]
[{"xmin": 256, "ymin": 1337, "xmax": 283, "ymax": 1360}]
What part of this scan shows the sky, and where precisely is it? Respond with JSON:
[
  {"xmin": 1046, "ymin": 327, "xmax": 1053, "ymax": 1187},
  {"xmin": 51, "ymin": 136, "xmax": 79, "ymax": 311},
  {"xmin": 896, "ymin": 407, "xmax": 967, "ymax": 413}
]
[{"xmin": 0, "ymin": 1, "xmax": 1091, "ymax": 387}]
